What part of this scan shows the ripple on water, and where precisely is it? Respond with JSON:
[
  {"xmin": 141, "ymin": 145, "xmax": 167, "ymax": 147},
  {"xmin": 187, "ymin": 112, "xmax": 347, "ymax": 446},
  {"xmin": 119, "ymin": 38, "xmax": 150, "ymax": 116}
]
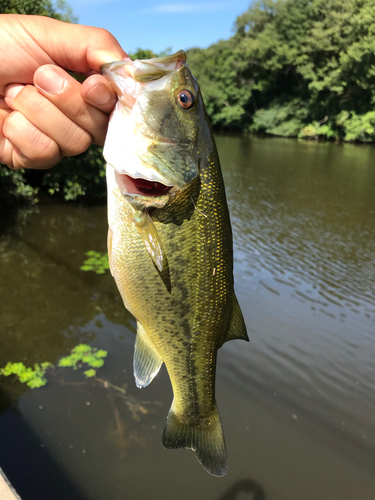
[{"xmin": 217, "ymin": 135, "xmax": 375, "ymax": 468}]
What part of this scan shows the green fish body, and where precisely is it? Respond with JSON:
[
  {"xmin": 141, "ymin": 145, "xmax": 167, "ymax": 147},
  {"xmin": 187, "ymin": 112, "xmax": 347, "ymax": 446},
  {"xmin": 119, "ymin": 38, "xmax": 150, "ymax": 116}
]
[{"xmin": 102, "ymin": 51, "xmax": 247, "ymax": 477}]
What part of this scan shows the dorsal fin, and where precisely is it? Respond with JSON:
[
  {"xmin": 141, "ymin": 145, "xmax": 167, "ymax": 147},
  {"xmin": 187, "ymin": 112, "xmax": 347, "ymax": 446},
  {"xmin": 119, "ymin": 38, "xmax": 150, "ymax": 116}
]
[
  {"xmin": 134, "ymin": 322, "xmax": 163, "ymax": 388},
  {"xmin": 224, "ymin": 294, "xmax": 248, "ymax": 344}
]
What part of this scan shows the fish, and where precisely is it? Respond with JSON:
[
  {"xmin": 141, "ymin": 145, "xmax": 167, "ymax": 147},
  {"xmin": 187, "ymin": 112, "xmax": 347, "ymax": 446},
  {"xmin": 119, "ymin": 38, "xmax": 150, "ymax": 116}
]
[{"xmin": 101, "ymin": 50, "xmax": 248, "ymax": 477}]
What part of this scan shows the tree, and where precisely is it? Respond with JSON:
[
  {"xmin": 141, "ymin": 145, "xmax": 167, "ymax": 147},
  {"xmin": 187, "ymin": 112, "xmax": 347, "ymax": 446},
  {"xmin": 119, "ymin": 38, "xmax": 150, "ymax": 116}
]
[
  {"xmin": 0, "ymin": 0, "xmax": 77, "ymax": 22},
  {"xmin": 188, "ymin": 0, "xmax": 375, "ymax": 140}
]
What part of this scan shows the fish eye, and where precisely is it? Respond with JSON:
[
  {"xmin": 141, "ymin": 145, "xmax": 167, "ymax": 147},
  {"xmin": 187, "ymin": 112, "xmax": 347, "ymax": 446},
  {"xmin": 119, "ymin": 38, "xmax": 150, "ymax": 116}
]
[{"xmin": 176, "ymin": 90, "xmax": 195, "ymax": 109}]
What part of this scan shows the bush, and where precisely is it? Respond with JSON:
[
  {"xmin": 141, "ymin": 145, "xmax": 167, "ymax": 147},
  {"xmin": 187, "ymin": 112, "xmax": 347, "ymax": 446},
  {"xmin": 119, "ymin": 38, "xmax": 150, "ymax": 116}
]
[
  {"xmin": 250, "ymin": 100, "xmax": 309, "ymax": 137},
  {"xmin": 40, "ymin": 145, "xmax": 107, "ymax": 201},
  {"xmin": 0, "ymin": 165, "xmax": 38, "ymax": 207},
  {"xmin": 1, "ymin": 145, "xmax": 107, "ymax": 206},
  {"xmin": 338, "ymin": 111, "xmax": 375, "ymax": 142}
]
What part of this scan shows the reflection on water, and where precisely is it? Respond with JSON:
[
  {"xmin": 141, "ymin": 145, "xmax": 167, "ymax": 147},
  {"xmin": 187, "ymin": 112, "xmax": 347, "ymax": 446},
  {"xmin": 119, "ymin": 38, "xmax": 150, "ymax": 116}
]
[{"xmin": 0, "ymin": 135, "xmax": 375, "ymax": 500}]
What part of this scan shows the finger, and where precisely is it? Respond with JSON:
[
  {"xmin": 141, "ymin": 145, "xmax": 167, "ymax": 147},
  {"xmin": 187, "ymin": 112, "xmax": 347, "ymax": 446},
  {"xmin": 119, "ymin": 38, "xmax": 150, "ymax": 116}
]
[
  {"xmin": 34, "ymin": 65, "xmax": 111, "ymax": 145},
  {"xmin": 0, "ymin": 16, "xmax": 129, "ymax": 95},
  {"xmin": 4, "ymin": 83, "xmax": 92, "ymax": 157},
  {"xmin": 3, "ymin": 110, "xmax": 62, "ymax": 169},
  {"xmin": 18, "ymin": 15, "xmax": 128, "ymax": 73},
  {"xmin": 0, "ymin": 97, "xmax": 9, "ymax": 110},
  {"xmin": 0, "ymin": 107, "xmax": 14, "ymax": 167},
  {"xmin": 81, "ymin": 74, "xmax": 118, "ymax": 115}
]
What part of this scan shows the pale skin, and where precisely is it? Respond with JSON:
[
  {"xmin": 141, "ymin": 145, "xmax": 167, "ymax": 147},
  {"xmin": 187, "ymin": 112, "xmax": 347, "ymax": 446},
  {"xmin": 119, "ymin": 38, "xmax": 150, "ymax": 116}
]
[{"xmin": 0, "ymin": 14, "xmax": 129, "ymax": 170}]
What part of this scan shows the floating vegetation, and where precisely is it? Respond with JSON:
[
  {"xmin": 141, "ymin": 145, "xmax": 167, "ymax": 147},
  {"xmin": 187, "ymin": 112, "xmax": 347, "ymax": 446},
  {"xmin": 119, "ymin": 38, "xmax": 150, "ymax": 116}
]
[
  {"xmin": 0, "ymin": 344, "xmax": 108, "ymax": 388},
  {"xmin": 0, "ymin": 361, "xmax": 53, "ymax": 389},
  {"xmin": 58, "ymin": 344, "xmax": 108, "ymax": 378},
  {"xmin": 80, "ymin": 251, "xmax": 109, "ymax": 274}
]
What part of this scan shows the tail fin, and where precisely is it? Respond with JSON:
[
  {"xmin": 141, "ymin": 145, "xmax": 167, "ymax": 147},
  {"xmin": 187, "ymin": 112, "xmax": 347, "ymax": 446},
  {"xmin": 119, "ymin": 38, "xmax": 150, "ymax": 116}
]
[{"xmin": 162, "ymin": 403, "xmax": 228, "ymax": 477}]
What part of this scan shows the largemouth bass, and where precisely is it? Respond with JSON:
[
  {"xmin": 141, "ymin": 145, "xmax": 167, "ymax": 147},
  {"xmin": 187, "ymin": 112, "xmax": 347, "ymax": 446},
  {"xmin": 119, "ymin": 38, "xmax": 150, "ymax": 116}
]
[{"xmin": 102, "ymin": 50, "xmax": 248, "ymax": 477}]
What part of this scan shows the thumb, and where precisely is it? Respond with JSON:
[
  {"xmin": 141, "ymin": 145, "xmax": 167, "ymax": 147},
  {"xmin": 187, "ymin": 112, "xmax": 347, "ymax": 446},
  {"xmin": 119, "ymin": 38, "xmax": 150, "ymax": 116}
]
[{"xmin": 12, "ymin": 15, "xmax": 129, "ymax": 73}]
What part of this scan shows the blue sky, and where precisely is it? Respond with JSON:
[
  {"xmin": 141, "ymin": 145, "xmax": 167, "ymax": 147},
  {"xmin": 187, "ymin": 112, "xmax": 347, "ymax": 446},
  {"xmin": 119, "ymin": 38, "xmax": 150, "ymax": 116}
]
[{"xmin": 69, "ymin": 0, "xmax": 251, "ymax": 55}]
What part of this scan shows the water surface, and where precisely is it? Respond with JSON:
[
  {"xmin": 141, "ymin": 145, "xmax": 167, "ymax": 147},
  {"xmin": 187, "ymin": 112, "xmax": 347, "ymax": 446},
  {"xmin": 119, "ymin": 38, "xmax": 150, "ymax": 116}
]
[{"xmin": 0, "ymin": 135, "xmax": 375, "ymax": 500}]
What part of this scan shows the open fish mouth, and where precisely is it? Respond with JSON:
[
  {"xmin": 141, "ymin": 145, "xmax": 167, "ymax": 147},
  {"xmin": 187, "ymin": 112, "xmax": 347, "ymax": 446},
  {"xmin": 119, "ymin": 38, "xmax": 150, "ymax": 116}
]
[{"xmin": 115, "ymin": 172, "xmax": 171, "ymax": 198}]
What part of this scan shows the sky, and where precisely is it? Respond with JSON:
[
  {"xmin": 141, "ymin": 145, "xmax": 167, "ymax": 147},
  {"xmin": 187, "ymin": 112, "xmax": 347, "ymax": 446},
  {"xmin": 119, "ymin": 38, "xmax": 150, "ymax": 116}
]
[{"xmin": 68, "ymin": 0, "xmax": 252, "ymax": 55}]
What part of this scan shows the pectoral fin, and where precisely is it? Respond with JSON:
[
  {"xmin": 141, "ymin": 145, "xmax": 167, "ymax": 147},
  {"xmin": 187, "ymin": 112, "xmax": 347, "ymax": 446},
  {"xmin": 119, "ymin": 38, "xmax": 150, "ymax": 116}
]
[
  {"xmin": 134, "ymin": 322, "xmax": 163, "ymax": 388},
  {"xmin": 133, "ymin": 209, "xmax": 165, "ymax": 272},
  {"xmin": 223, "ymin": 294, "xmax": 248, "ymax": 344}
]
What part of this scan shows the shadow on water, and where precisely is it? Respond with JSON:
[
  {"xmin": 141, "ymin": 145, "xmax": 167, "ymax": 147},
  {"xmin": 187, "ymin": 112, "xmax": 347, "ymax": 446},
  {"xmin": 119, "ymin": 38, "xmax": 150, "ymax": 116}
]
[
  {"xmin": 0, "ymin": 386, "xmax": 15, "ymax": 416},
  {"xmin": 217, "ymin": 478, "xmax": 266, "ymax": 500},
  {"xmin": 0, "ymin": 204, "xmax": 36, "ymax": 236},
  {"xmin": 0, "ymin": 408, "xmax": 88, "ymax": 500}
]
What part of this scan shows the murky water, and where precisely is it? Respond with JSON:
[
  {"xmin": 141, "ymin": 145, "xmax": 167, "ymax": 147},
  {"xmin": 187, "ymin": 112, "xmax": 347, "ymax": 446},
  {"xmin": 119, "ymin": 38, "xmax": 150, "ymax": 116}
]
[{"xmin": 1, "ymin": 135, "xmax": 375, "ymax": 500}]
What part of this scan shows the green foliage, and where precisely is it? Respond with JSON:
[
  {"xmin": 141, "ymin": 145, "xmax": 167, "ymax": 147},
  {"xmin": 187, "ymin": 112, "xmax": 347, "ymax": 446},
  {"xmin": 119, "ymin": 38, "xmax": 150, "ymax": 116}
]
[
  {"xmin": 250, "ymin": 100, "xmax": 309, "ymax": 137},
  {"xmin": 1, "ymin": 144, "xmax": 106, "ymax": 207},
  {"xmin": 338, "ymin": 111, "xmax": 375, "ymax": 142},
  {"xmin": 130, "ymin": 48, "xmax": 157, "ymax": 60},
  {"xmin": 0, "ymin": 0, "xmax": 77, "ymax": 21},
  {"xmin": 41, "ymin": 145, "xmax": 107, "ymax": 201},
  {"xmin": 0, "ymin": 361, "xmax": 53, "ymax": 388},
  {"xmin": 58, "ymin": 344, "xmax": 108, "ymax": 378},
  {"xmin": 129, "ymin": 48, "xmax": 172, "ymax": 60},
  {"xmin": 0, "ymin": 165, "xmax": 38, "ymax": 207},
  {"xmin": 187, "ymin": 42, "xmax": 254, "ymax": 130},
  {"xmin": 299, "ymin": 122, "xmax": 338, "ymax": 140},
  {"xmin": 80, "ymin": 251, "xmax": 109, "ymax": 274},
  {"xmin": 187, "ymin": 0, "xmax": 375, "ymax": 141}
]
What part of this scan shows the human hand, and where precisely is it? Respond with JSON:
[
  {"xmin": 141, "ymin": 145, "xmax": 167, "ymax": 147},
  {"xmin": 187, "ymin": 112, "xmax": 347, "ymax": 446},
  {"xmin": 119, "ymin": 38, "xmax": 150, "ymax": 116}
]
[{"xmin": 0, "ymin": 14, "xmax": 128, "ymax": 170}]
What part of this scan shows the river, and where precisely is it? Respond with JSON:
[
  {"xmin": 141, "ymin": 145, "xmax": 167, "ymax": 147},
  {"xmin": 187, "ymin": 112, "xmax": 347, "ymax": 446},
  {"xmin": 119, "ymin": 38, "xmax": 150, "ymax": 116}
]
[{"xmin": 0, "ymin": 135, "xmax": 374, "ymax": 500}]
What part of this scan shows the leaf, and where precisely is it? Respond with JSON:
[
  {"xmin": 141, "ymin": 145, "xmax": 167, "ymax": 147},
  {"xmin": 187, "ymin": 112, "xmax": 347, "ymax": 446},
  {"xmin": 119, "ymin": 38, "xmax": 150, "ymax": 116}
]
[
  {"xmin": 73, "ymin": 344, "xmax": 91, "ymax": 353},
  {"xmin": 80, "ymin": 251, "xmax": 109, "ymax": 274},
  {"xmin": 27, "ymin": 377, "xmax": 47, "ymax": 389},
  {"xmin": 95, "ymin": 350, "xmax": 108, "ymax": 359},
  {"xmin": 88, "ymin": 358, "xmax": 104, "ymax": 369}
]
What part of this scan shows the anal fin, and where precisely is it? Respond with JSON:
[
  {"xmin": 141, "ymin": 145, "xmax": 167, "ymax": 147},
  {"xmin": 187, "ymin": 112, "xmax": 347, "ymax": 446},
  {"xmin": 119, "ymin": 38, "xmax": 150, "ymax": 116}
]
[{"xmin": 134, "ymin": 322, "xmax": 163, "ymax": 388}]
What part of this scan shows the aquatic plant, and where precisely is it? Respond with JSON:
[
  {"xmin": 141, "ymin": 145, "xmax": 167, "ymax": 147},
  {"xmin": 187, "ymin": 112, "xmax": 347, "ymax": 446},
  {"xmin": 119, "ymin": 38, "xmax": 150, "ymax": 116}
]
[
  {"xmin": 0, "ymin": 344, "xmax": 108, "ymax": 387},
  {"xmin": 0, "ymin": 361, "xmax": 53, "ymax": 388},
  {"xmin": 80, "ymin": 251, "xmax": 109, "ymax": 274},
  {"xmin": 58, "ymin": 344, "xmax": 108, "ymax": 378}
]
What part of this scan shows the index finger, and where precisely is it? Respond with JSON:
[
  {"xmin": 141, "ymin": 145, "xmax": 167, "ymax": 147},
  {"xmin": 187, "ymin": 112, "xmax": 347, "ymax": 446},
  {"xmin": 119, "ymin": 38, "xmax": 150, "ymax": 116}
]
[{"xmin": 33, "ymin": 65, "xmax": 112, "ymax": 146}]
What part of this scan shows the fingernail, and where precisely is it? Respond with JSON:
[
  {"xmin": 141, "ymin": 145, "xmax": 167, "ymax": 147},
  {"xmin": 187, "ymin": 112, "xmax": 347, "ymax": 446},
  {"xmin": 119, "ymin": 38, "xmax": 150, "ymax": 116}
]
[
  {"xmin": 86, "ymin": 83, "xmax": 111, "ymax": 105},
  {"xmin": 95, "ymin": 50, "xmax": 129, "ymax": 66},
  {"xmin": 5, "ymin": 84, "xmax": 24, "ymax": 99},
  {"xmin": 35, "ymin": 67, "xmax": 65, "ymax": 95}
]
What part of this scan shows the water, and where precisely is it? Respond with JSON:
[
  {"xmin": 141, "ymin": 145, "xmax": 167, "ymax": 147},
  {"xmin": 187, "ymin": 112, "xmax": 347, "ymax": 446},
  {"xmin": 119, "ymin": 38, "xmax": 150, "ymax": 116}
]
[{"xmin": 1, "ymin": 135, "xmax": 375, "ymax": 500}]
